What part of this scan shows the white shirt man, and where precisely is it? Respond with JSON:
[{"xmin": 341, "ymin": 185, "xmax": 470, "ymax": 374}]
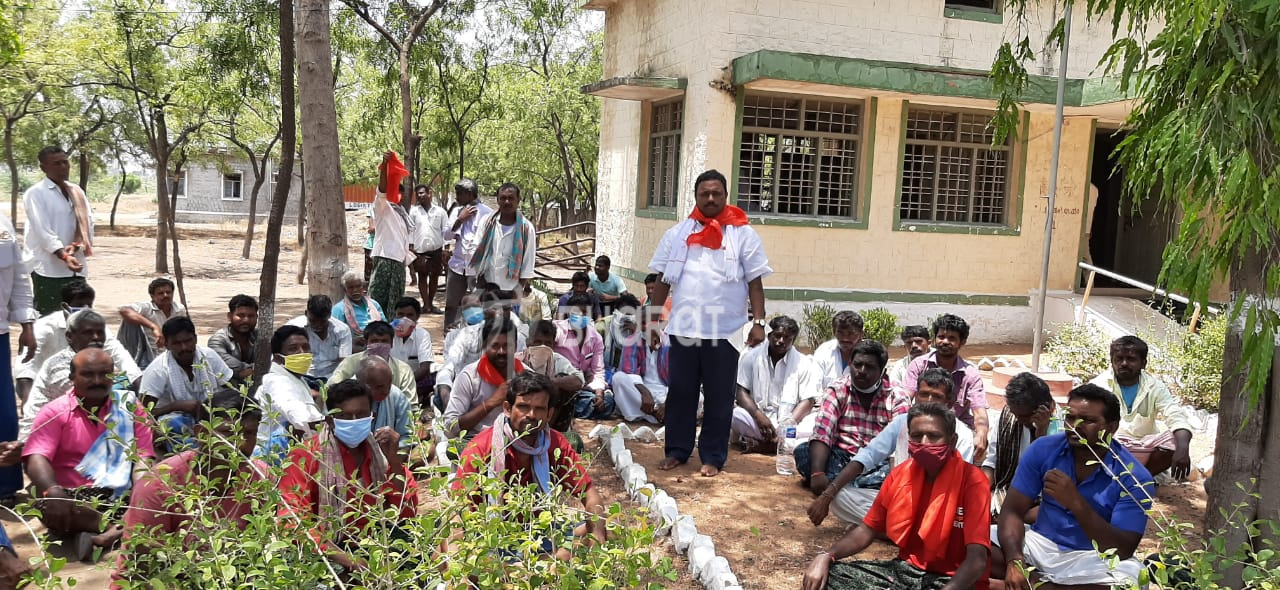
[
  {"xmin": 255, "ymin": 363, "xmax": 325, "ymax": 450},
  {"xmin": 812, "ymin": 339, "xmax": 850, "ymax": 390},
  {"xmin": 15, "ymin": 310, "xmax": 115, "ymax": 383},
  {"xmin": 444, "ymin": 199, "xmax": 492, "ymax": 277},
  {"xmin": 470, "ymin": 210, "xmax": 537, "ymax": 292},
  {"xmin": 22, "ymin": 177, "xmax": 92, "ymax": 281},
  {"xmin": 139, "ymin": 347, "xmax": 234, "ymax": 411},
  {"xmin": 371, "ymin": 191, "xmax": 411, "ymax": 265},
  {"xmin": 731, "ymin": 341, "xmax": 822, "ymax": 443},
  {"xmin": 391, "ymin": 323, "xmax": 435, "ymax": 375},
  {"xmin": 409, "ymin": 200, "xmax": 449, "ymax": 255},
  {"xmin": 435, "ymin": 311, "xmax": 526, "ymax": 389},
  {"xmin": 284, "ymin": 315, "xmax": 353, "ymax": 378},
  {"xmin": 122, "ymin": 298, "xmax": 188, "ymax": 364}
]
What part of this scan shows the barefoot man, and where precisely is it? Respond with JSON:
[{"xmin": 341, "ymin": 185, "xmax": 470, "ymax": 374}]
[{"xmin": 647, "ymin": 169, "xmax": 771, "ymax": 477}]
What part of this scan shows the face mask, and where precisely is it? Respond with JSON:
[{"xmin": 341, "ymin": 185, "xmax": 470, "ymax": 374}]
[
  {"xmin": 283, "ymin": 353, "xmax": 313, "ymax": 375},
  {"xmin": 366, "ymin": 343, "xmax": 392, "ymax": 359},
  {"xmin": 332, "ymin": 416, "xmax": 373, "ymax": 448},
  {"xmin": 568, "ymin": 314, "xmax": 591, "ymax": 330},
  {"xmin": 63, "ymin": 305, "xmax": 90, "ymax": 316},
  {"xmin": 907, "ymin": 441, "xmax": 952, "ymax": 473},
  {"xmin": 462, "ymin": 307, "xmax": 484, "ymax": 326},
  {"xmin": 851, "ymin": 380, "xmax": 880, "ymax": 395}
]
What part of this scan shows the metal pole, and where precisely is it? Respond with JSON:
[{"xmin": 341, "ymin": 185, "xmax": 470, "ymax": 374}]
[{"xmin": 1031, "ymin": 2, "xmax": 1073, "ymax": 372}]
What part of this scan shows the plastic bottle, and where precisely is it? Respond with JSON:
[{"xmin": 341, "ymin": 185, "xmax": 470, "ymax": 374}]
[
  {"xmin": 776, "ymin": 407, "xmax": 797, "ymax": 476},
  {"xmin": 1047, "ymin": 404, "xmax": 1063, "ymax": 436}
]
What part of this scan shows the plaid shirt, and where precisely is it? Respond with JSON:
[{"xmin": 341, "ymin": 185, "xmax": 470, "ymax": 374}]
[{"xmin": 810, "ymin": 376, "xmax": 910, "ymax": 455}]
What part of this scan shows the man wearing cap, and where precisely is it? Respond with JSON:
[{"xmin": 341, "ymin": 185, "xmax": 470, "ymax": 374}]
[{"xmin": 442, "ymin": 177, "xmax": 493, "ymax": 327}]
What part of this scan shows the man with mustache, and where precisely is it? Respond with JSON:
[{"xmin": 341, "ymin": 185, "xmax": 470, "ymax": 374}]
[
  {"xmin": 811, "ymin": 311, "xmax": 864, "ymax": 390},
  {"xmin": 904, "ymin": 314, "xmax": 990, "ymax": 465},
  {"xmin": 140, "ymin": 317, "xmax": 233, "ymax": 453},
  {"xmin": 887, "ymin": 325, "xmax": 931, "ymax": 394},
  {"xmin": 118, "ymin": 278, "xmax": 186, "ymax": 370},
  {"xmin": 24, "ymin": 309, "xmax": 141, "ymax": 438},
  {"xmin": 452, "ymin": 371, "xmax": 606, "ymax": 559},
  {"xmin": 517, "ymin": 320, "xmax": 584, "ymax": 433},
  {"xmin": 22, "ymin": 146, "xmax": 94, "ymax": 315},
  {"xmin": 441, "ymin": 315, "xmax": 523, "ymax": 440},
  {"xmin": 14, "ymin": 278, "xmax": 97, "ymax": 413}
]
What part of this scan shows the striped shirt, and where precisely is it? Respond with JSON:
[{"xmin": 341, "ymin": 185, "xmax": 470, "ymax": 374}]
[{"xmin": 809, "ymin": 376, "xmax": 910, "ymax": 455}]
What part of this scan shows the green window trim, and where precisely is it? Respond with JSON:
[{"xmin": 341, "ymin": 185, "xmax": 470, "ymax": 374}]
[{"xmin": 943, "ymin": 6, "xmax": 1004, "ymax": 24}]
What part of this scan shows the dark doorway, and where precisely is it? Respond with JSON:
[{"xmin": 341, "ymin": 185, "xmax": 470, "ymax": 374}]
[{"xmin": 1086, "ymin": 128, "xmax": 1177, "ymax": 288}]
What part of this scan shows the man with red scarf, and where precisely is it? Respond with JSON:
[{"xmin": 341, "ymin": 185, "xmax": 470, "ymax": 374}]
[
  {"xmin": 647, "ymin": 169, "xmax": 772, "ymax": 477},
  {"xmin": 441, "ymin": 314, "xmax": 525, "ymax": 440},
  {"xmin": 802, "ymin": 403, "xmax": 991, "ymax": 590}
]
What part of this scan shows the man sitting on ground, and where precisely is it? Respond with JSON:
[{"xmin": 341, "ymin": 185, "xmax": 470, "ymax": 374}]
[
  {"xmin": 442, "ymin": 315, "xmax": 523, "ymax": 440},
  {"xmin": 795, "ymin": 340, "xmax": 910, "ymax": 495},
  {"xmin": 327, "ymin": 321, "xmax": 416, "ymax": 396},
  {"xmin": 207, "ymin": 294, "xmax": 259, "ymax": 384},
  {"xmin": 991, "ymin": 384, "xmax": 1154, "ymax": 590},
  {"xmin": 732, "ymin": 315, "xmax": 821, "ymax": 451},
  {"xmin": 332, "ymin": 271, "xmax": 386, "ymax": 350},
  {"xmin": 518, "ymin": 283, "xmax": 551, "ymax": 324},
  {"xmin": 285, "ymin": 294, "xmax": 353, "ymax": 381},
  {"xmin": 597, "ymin": 293, "xmax": 643, "ymax": 382},
  {"xmin": 608, "ymin": 320, "xmax": 669, "ymax": 425},
  {"xmin": 588, "ymin": 255, "xmax": 629, "ymax": 316},
  {"xmin": 118, "ymin": 277, "xmax": 187, "ymax": 369},
  {"xmin": 112, "ymin": 389, "xmax": 267, "ymax": 587},
  {"xmin": 555, "ymin": 293, "xmax": 613, "ymax": 420},
  {"xmin": 802, "ymin": 403, "xmax": 991, "ymax": 590},
  {"xmin": 278, "ymin": 379, "xmax": 418, "ymax": 574},
  {"xmin": 140, "ymin": 317, "xmax": 233, "ymax": 453},
  {"xmin": 24, "ymin": 309, "xmax": 140, "ymax": 438},
  {"xmin": 888, "ymin": 325, "xmax": 930, "ymax": 393},
  {"xmin": 556, "ymin": 271, "xmax": 602, "ymax": 319},
  {"xmin": 390, "ymin": 296, "xmax": 435, "ymax": 396},
  {"xmin": 24, "ymin": 348, "xmax": 157, "ymax": 561},
  {"xmin": 982, "ymin": 372, "xmax": 1054, "ymax": 516},
  {"xmin": 812, "ymin": 311, "xmax": 863, "ymax": 390},
  {"xmin": 1089, "ymin": 335, "xmax": 1193, "ymax": 479},
  {"xmin": 452, "ymin": 371, "xmax": 606, "ymax": 559},
  {"xmin": 15, "ymin": 278, "xmax": 97, "ymax": 413},
  {"xmin": 356, "ymin": 356, "xmax": 413, "ymax": 458},
  {"xmin": 254, "ymin": 325, "xmax": 325, "ymax": 460},
  {"xmin": 904, "ymin": 314, "xmax": 990, "ymax": 464},
  {"xmin": 517, "ymin": 320, "xmax": 584, "ymax": 433},
  {"xmin": 808, "ymin": 368, "xmax": 976, "ymax": 526},
  {"xmin": 435, "ymin": 289, "xmax": 527, "ymax": 409}
]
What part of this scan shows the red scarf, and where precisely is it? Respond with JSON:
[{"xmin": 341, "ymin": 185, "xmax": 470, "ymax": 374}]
[
  {"xmin": 477, "ymin": 355, "xmax": 525, "ymax": 387},
  {"xmin": 883, "ymin": 449, "xmax": 969, "ymax": 566},
  {"xmin": 382, "ymin": 152, "xmax": 409, "ymax": 204},
  {"xmin": 686, "ymin": 205, "xmax": 749, "ymax": 250}
]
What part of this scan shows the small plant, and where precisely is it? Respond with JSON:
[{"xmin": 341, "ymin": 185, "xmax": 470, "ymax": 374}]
[
  {"xmin": 861, "ymin": 307, "xmax": 900, "ymax": 347},
  {"xmin": 1044, "ymin": 320, "xmax": 1112, "ymax": 381},
  {"xmin": 1142, "ymin": 314, "xmax": 1226, "ymax": 411},
  {"xmin": 123, "ymin": 174, "xmax": 142, "ymax": 193},
  {"xmin": 801, "ymin": 302, "xmax": 837, "ymax": 349}
]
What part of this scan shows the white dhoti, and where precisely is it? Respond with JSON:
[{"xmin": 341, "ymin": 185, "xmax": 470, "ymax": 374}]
[
  {"xmin": 991, "ymin": 525, "xmax": 1142, "ymax": 587},
  {"xmin": 729, "ymin": 407, "xmax": 815, "ymax": 443},
  {"xmin": 830, "ymin": 486, "xmax": 879, "ymax": 525},
  {"xmin": 1116, "ymin": 431, "xmax": 1176, "ymax": 466},
  {"xmin": 612, "ymin": 372, "xmax": 668, "ymax": 423}
]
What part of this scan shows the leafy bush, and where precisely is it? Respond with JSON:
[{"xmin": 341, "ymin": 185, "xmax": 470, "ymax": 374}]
[
  {"xmin": 1044, "ymin": 320, "xmax": 1112, "ymax": 381},
  {"xmin": 861, "ymin": 307, "xmax": 900, "ymax": 347},
  {"xmin": 123, "ymin": 174, "xmax": 142, "ymax": 194},
  {"xmin": 1145, "ymin": 314, "xmax": 1226, "ymax": 411},
  {"xmin": 801, "ymin": 302, "xmax": 837, "ymax": 349}
]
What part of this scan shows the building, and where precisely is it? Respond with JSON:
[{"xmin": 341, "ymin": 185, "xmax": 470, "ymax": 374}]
[
  {"xmin": 173, "ymin": 152, "xmax": 302, "ymax": 223},
  {"xmin": 582, "ymin": 0, "xmax": 1173, "ymax": 344}
]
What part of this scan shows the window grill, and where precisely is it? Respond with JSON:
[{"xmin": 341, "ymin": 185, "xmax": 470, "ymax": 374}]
[
  {"xmin": 899, "ymin": 108, "xmax": 1010, "ymax": 225},
  {"xmin": 646, "ymin": 101, "xmax": 683, "ymax": 208}
]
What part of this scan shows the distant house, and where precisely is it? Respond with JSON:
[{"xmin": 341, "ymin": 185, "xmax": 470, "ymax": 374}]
[{"xmin": 173, "ymin": 152, "xmax": 302, "ymax": 223}]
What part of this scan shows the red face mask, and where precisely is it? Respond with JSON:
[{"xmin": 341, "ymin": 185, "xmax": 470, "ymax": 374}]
[{"xmin": 907, "ymin": 441, "xmax": 952, "ymax": 473}]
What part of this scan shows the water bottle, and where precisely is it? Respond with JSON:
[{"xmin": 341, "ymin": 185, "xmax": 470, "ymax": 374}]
[
  {"xmin": 776, "ymin": 409, "xmax": 798, "ymax": 476},
  {"xmin": 1047, "ymin": 405, "xmax": 1063, "ymax": 436}
]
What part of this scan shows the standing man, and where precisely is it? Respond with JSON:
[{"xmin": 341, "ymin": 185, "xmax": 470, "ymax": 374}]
[
  {"xmin": 469, "ymin": 182, "xmax": 537, "ymax": 293},
  {"xmin": 118, "ymin": 278, "xmax": 187, "ymax": 370},
  {"xmin": 442, "ymin": 178, "xmax": 492, "ymax": 327},
  {"xmin": 408, "ymin": 183, "xmax": 449, "ymax": 314},
  {"xmin": 207, "ymin": 294, "xmax": 259, "ymax": 384},
  {"xmin": 369, "ymin": 151, "xmax": 414, "ymax": 315},
  {"xmin": 648, "ymin": 169, "xmax": 772, "ymax": 477},
  {"xmin": 23, "ymin": 146, "xmax": 95, "ymax": 315},
  {"xmin": 0, "ymin": 210, "xmax": 37, "ymax": 502}
]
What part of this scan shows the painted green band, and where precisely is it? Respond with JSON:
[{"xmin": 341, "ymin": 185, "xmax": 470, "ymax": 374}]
[
  {"xmin": 944, "ymin": 7, "xmax": 1003, "ymax": 23},
  {"xmin": 636, "ymin": 208, "xmax": 678, "ymax": 221}
]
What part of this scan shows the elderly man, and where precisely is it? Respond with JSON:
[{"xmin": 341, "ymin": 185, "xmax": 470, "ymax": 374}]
[
  {"xmin": 887, "ymin": 325, "xmax": 931, "ymax": 393},
  {"xmin": 24, "ymin": 348, "xmax": 157, "ymax": 561},
  {"xmin": 648, "ymin": 169, "xmax": 772, "ymax": 477},
  {"xmin": 811, "ymin": 311, "xmax": 863, "ymax": 390},
  {"xmin": 327, "ymin": 321, "xmax": 416, "ymax": 396},
  {"xmin": 15, "ymin": 278, "xmax": 96, "ymax": 411},
  {"xmin": 355, "ymin": 356, "xmax": 413, "ymax": 456},
  {"xmin": 442, "ymin": 177, "xmax": 491, "ymax": 327},
  {"xmin": 255, "ymin": 325, "xmax": 325, "ymax": 460},
  {"xmin": 285, "ymin": 294, "xmax": 353, "ymax": 380},
  {"xmin": 452, "ymin": 371, "xmax": 607, "ymax": 559},
  {"xmin": 390, "ymin": 296, "xmax": 434, "ymax": 399},
  {"xmin": 207, "ymin": 294, "xmax": 259, "ymax": 384},
  {"xmin": 22, "ymin": 146, "xmax": 94, "ymax": 315},
  {"xmin": 0, "ymin": 209, "xmax": 36, "ymax": 504},
  {"xmin": 731, "ymin": 315, "xmax": 821, "ymax": 451},
  {"xmin": 983, "ymin": 372, "xmax": 1055, "ymax": 516},
  {"xmin": 903, "ymin": 314, "xmax": 990, "ymax": 464},
  {"xmin": 802, "ymin": 403, "xmax": 991, "ymax": 590},
  {"xmin": 808, "ymin": 368, "xmax": 976, "ymax": 526},
  {"xmin": 332, "ymin": 271, "xmax": 387, "ymax": 350},
  {"xmin": 24, "ymin": 309, "xmax": 141, "ymax": 437},
  {"xmin": 441, "ymin": 315, "xmax": 522, "ymax": 440},
  {"xmin": 1089, "ymin": 335, "xmax": 1194, "ymax": 478},
  {"xmin": 118, "ymin": 278, "xmax": 186, "ymax": 369},
  {"xmin": 139, "ymin": 317, "xmax": 233, "ymax": 453},
  {"xmin": 606, "ymin": 318, "xmax": 669, "ymax": 425},
  {"xmin": 991, "ymin": 384, "xmax": 1155, "ymax": 590},
  {"xmin": 469, "ymin": 182, "xmax": 536, "ymax": 293}
]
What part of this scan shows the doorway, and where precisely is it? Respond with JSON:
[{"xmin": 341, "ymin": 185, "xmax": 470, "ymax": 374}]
[{"xmin": 1086, "ymin": 128, "xmax": 1177, "ymax": 288}]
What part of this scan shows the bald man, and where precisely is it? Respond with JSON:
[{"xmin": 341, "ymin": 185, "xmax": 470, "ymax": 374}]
[
  {"xmin": 23, "ymin": 348, "xmax": 157, "ymax": 561},
  {"xmin": 356, "ymin": 355, "xmax": 413, "ymax": 456}
]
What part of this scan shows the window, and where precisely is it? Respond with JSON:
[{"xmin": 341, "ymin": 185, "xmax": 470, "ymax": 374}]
[
  {"xmin": 222, "ymin": 172, "xmax": 243, "ymax": 201},
  {"xmin": 737, "ymin": 94, "xmax": 864, "ymax": 218},
  {"xmin": 646, "ymin": 100, "xmax": 683, "ymax": 208},
  {"xmin": 945, "ymin": 0, "xmax": 998, "ymax": 10},
  {"xmin": 171, "ymin": 171, "xmax": 186, "ymax": 198},
  {"xmin": 899, "ymin": 107, "xmax": 1012, "ymax": 225}
]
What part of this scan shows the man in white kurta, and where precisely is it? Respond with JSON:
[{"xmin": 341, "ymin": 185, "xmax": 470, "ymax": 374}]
[{"xmin": 731, "ymin": 316, "xmax": 821, "ymax": 447}]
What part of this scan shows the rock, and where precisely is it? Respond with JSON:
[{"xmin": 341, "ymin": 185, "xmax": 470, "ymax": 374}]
[
  {"xmin": 699, "ymin": 556, "xmax": 733, "ymax": 586},
  {"xmin": 688, "ymin": 544, "xmax": 715, "ymax": 578},
  {"xmin": 624, "ymin": 465, "xmax": 647, "ymax": 493},
  {"xmin": 631, "ymin": 425, "xmax": 657, "ymax": 442},
  {"xmin": 614, "ymin": 423, "xmax": 634, "ymax": 440},
  {"xmin": 673, "ymin": 515, "xmax": 697, "ymax": 553},
  {"xmin": 654, "ymin": 426, "xmax": 666, "ymax": 441},
  {"xmin": 630, "ymin": 483, "xmax": 655, "ymax": 504}
]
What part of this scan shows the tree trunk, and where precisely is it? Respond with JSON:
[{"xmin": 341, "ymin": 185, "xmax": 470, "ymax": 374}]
[
  {"xmin": 166, "ymin": 161, "xmax": 188, "ymax": 308},
  {"xmin": 4, "ymin": 121, "xmax": 17, "ymax": 223},
  {"xmin": 399, "ymin": 46, "xmax": 415, "ymax": 188},
  {"xmin": 109, "ymin": 156, "xmax": 125, "ymax": 228},
  {"xmin": 153, "ymin": 152, "xmax": 170, "ymax": 274},
  {"xmin": 253, "ymin": 0, "xmax": 297, "ymax": 386},
  {"xmin": 1204, "ymin": 245, "xmax": 1279, "ymax": 587},
  {"xmin": 296, "ymin": 158, "xmax": 306, "ymax": 246},
  {"xmin": 77, "ymin": 152, "xmax": 90, "ymax": 193},
  {"xmin": 297, "ymin": 0, "xmax": 347, "ymax": 300},
  {"xmin": 241, "ymin": 163, "xmax": 266, "ymax": 259}
]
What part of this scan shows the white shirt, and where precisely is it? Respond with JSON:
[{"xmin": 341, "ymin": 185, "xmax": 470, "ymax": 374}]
[
  {"xmin": 139, "ymin": 346, "xmax": 233, "ymax": 406},
  {"xmin": 285, "ymin": 315, "xmax": 352, "ymax": 378},
  {"xmin": 436, "ymin": 311, "xmax": 527, "ymax": 388},
  {"xmin": 23, "ymin": 340, "xmax": 140, "ymax": 437},
  {"xmin": 126, "ymin": 299, "xmax": 188, "ymax": 356},
  {"xmin": 409, "ymin": 203, "xmax": 449, "ymax": 253},
  {"xmin": 812, "ymin": 339, "xmax": 850, "ymax": 390},
  {"xmin": 392, "ymin": 326, "xmax": 435, "ymax": 374},
  {"xmin": 371, "ymin": 191, "xmax": 411, "ymax": 264},
  {"xmin": 473, "ymin": 212, "xmax": 537, "ymax": 291},
  {"xmin": 16, "ymin": 310, "xmax": 118, "ymax": 381},
  {"xmin": 22, "ymin": 178, "xmax": 92, "ymax": 278},
  {"xmin": 0, "ymin": 213, "xmax": 37, "ymax": 331},
  {"xmin": 649, "ymin": 223, "xmax": 771, "ymax": 340},
  {"xmin": 256, "ymin": 363, "xmax": 325, "ymax": 446},
  {"xmin": 735, "ymin": 344, "xmax": 821, "ymax": 415},
  {"xmin": 444, "ymin": 201, "xmax": 493, "ymax": 275}
]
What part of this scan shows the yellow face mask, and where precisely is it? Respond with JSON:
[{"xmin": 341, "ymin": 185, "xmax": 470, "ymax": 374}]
[{"xmin": 283, "ymin": 353, "xmax": 313, "ymax": 375}]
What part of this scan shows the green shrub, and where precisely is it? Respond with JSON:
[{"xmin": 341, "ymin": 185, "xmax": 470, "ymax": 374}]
[
  {"xmin": 123, "ymin": 174, "xmax": 142, "ymax": 194},
  {"xmin": 1044, "ymin": 321, "xmax": 1112, "ymax": 381},
  {"xmin": 1145, "ymin": 313, "xmax": 1226, "ymax": 412},
  {"xmin": 802, "ymin": 302, "xmax": 837, "ymax": 348},
  {"xmin": 861, "ymin": 307, "xmax": 900, "ymax": 347}
]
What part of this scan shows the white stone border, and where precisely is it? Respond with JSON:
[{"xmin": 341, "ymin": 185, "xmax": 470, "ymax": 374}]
[{"xmin": 589, "ymin": 424, "xmax": 743, "ymax": 590}]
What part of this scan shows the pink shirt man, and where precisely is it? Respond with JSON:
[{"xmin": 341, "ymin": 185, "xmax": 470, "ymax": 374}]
[
  {"xmin": 553, "ymin": 320, "xmax": 606, "ymax": 391},
  {"xmin": 23, "ymin": 390, "xmax": 157, "ymax": 488}
]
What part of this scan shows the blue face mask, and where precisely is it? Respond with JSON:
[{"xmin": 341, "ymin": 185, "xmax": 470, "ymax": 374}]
[
  {"xmin": 569, "ymin": 313, "xmax": 591, "ymax": 330},
  {"xmin": 462, "ymin": 307, "xmax": 484, "ymax": 326},
  {"xmin": 332, "ymin": 416, "xmax": 373, "ymax": 448}
]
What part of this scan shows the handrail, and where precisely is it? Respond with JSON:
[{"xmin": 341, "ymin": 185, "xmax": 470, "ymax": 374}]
[
  {"xmin": 536, "ymin": 220, "xmax": 595, "ymax": 235},
  {"xmin": 1076, "ymin": 261, "xmax": 1221, "ymax": 330}
]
